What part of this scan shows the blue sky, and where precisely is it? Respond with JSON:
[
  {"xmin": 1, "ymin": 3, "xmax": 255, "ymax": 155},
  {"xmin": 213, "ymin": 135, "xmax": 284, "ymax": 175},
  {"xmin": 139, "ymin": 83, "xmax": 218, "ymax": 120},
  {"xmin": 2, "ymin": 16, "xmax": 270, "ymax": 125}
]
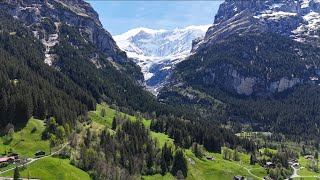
[{"xmin": 87, "ymin": 1, "xmax": 223, "ymax": 35}]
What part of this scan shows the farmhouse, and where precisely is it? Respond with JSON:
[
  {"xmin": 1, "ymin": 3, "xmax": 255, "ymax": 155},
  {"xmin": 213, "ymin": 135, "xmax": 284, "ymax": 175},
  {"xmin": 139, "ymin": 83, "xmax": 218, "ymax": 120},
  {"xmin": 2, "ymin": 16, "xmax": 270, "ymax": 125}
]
[{"xmin": 0, "ymin": 156, "xmax": 15, "ymax": 164}]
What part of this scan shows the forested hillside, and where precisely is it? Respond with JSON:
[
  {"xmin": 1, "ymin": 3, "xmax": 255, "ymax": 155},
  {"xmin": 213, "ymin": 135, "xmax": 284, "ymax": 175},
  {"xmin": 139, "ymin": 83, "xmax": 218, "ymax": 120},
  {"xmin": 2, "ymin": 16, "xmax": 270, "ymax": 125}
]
[{"xmin": 0, "ymin": 12, "xmax": 95, "ymax": 126}]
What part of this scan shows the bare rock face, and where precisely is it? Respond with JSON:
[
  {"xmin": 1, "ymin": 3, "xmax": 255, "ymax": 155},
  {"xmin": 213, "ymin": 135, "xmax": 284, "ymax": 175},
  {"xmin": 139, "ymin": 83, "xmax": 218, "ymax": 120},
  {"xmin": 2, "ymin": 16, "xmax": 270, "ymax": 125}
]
[
  {"xmin": 0, "ymin": 0, "xmax": 127, "ymax": 63},
  {"xmin": 199, "ymin": 62, "xmax": 308, "ymax": 96},
  {"xmin": 269, "ymin": 78, "xmax": 303, "ymax": 93}
]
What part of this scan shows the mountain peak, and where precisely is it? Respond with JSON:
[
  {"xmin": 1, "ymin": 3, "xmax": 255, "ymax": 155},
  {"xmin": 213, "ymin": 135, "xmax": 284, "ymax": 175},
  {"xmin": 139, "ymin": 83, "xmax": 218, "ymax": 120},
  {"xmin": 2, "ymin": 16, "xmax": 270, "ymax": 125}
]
[{"xmin": 193, "ymin": 0, "xmax": 320, "ymax": 52}]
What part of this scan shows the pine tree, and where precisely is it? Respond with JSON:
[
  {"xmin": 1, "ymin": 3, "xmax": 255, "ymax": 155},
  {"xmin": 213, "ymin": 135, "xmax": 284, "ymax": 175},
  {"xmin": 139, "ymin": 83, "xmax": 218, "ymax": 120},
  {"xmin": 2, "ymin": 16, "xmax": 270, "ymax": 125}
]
[
  {"xmin": 13, "ymin": 166, "xmax": 20, "ymax": 180},
  {"xmin": 112, "ymin": 117, "xmax": 117, "ymax": 130},
  {"xmin": 171, "ymin": 148, "xmax": 187, "ymax": 178}
]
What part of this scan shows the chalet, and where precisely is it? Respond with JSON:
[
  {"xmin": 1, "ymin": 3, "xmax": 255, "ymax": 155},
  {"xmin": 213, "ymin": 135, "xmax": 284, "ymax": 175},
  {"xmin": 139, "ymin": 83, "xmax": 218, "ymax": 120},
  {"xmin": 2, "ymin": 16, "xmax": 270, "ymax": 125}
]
[
  {"xmin": 0, "ymin": 156, "xmax": 15, "ymax": 164},
  {"xmin": 233, "ymin": 175, "xmax": 244, "ymax": 180},
  {"xmin": 266, "ymin": 162, "xmax": 276, "ymax": 168},
  {"xmin": 35, "ymin": 150, "xmax": 45, "ymax": 157},
  {"xmin": 293, "ymin": 162, "xmax": 300, "ymax": 168}
]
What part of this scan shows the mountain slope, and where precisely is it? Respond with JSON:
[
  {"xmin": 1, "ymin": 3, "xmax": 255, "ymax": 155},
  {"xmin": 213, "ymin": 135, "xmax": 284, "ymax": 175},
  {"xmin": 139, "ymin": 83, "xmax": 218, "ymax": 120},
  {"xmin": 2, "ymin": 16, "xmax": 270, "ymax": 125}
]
[
  {"xmin": 159, "ymin": 0, "xmax": 320, "ymax": 138},
  {"xmin": 114, "ymin": 25, "xmax": 210, "ymax": 93}
]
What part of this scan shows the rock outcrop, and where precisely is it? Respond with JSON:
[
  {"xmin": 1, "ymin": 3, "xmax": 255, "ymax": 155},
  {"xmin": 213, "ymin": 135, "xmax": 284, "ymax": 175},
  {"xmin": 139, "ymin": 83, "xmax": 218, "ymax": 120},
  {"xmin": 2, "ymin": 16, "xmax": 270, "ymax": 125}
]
[{"xmin": 193, "ymin": 0, "xmax": 320, "ymax": 51}]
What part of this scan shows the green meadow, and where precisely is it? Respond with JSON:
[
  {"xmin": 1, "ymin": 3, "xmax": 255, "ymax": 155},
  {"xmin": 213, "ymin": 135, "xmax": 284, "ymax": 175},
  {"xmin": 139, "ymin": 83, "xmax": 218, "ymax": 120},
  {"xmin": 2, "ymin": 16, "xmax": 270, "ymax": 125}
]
[
  {"xmin": 1, "ymin": 157, "xmax": 90, "ymax": 180},
  {"xmin": 0, "ymin": 118, "xmax": 49, "ymax": 157}
]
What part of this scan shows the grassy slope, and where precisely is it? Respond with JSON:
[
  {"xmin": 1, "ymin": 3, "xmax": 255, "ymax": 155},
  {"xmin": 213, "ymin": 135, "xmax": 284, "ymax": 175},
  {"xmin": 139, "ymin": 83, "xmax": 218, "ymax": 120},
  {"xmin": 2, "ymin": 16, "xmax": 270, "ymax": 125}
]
[
  {"xmin": 90, "ymin": 104, "xmax": 268, "ymax": 180},
  {"xmin": 88, "ymin": 104, "xmax": 172, "ymax": 147},
  {"xmin": 0, "ymin": 118, "xmax": 90, "ymax": 180},
  {"xmin": 145, "ymin": 149, "xmax": 267, "ymax": 180},
  {"xmin": 1, "ymin": 157, "xmax": 90, "ymax": 180},
  {"xmin": 0, "ymin": 118, "xmax": 49, "ymax": 157},
  {"xmin": 297, "ymin": 156, "xmax": 320, "ymax": 176},
  {"xmin": 185, "ymin": 149, "xmax": 266, "ymax": 180}
]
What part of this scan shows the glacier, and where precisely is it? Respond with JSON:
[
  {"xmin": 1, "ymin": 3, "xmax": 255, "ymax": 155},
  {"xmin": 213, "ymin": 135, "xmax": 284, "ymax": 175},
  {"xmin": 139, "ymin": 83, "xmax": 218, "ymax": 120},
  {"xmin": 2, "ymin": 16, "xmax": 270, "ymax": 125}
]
[{"xmin": 114, "ymin": 25, "xmax": 210, "ymax": 94}]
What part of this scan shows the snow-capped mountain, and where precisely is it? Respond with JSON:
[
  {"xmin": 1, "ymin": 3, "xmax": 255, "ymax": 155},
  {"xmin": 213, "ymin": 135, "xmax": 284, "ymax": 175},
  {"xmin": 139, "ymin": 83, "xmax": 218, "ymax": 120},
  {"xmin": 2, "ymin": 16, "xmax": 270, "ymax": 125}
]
[
  {"xmin": 194, "ymin": 0, "xmax": 320, "ymax": 52},
  {"xmin": 114, "ymin": 25, "xmax": 210, "ymax": 93}
]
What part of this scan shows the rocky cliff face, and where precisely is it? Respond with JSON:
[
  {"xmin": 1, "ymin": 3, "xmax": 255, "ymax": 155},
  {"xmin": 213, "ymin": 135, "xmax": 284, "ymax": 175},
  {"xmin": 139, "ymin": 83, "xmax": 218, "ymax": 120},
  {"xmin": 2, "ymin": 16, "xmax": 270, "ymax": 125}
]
[
  {"xmin": 201, "ymin": 64, "xmax": 304, "ymax": 96},
  {"xmin": 193, "ymin": 0, "xmax": 320, "ymax": 52},
  {"xmin": 0, "ymin": 0, "xmax": 127, "ymax": 65}
]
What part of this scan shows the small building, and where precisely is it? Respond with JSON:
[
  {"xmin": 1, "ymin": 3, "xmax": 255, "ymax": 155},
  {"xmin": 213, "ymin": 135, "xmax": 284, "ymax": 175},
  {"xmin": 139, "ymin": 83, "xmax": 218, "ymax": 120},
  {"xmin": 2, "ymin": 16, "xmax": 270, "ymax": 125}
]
[
  {"xmin": 266, "ymin": 162, "xmax": 276, "ymax": 168},
  {"xmin": 293, "ymin": 162, "xmax": 300, "ymax": 168},
  {"xmin": 0, "ymin": 156, "xmax": 15, "ymax": 164},
  {"xmin": 205, "ymin": 155, "xmax": 214, "ymax": 160},
  {"xmin": 35, "ymin": 150, "xmax": 45, "ymax": 157},
  {"xmin": 233, "ymin": 175, "xmax": 244, "ymax": 180},
  {"xmin": 305, "ymin": 155, "xmax": 313, "ymax": 160},
  {"xmin": 8, "ymin": 153, "xmax": 19, "ymax": 159}
]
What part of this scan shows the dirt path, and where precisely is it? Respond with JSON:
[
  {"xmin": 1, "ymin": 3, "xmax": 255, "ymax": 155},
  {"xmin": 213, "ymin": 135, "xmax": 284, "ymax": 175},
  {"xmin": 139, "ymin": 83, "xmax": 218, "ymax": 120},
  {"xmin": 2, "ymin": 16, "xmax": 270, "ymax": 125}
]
[{"xmin": 221, "ymin": 159, "xmax": 264, "ymax": 180}]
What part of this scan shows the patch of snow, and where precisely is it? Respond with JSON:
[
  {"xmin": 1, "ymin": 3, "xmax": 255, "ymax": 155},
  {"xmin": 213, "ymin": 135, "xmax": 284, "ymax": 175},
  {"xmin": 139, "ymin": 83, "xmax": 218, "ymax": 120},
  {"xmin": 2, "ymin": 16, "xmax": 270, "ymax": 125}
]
[
  {"xmin": 269, "ymin": 3, "xmax": 284, "ymax": 9},
  {"xmin": 301, "ymin": 0, "xmax": 313, "ymax": 9},
  {"xmin": 255, "ymin": 11, "xmax": 297, "ymax": 20},
  {"xmin": 292, "ymin": 12, "xmax": 320, "ymax": 42}
]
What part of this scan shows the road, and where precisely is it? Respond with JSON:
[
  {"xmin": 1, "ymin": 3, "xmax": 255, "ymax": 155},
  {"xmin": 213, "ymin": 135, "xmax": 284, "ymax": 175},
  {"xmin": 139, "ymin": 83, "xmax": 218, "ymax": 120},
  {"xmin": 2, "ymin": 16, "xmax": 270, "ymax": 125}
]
[
  {"xmin": 0, "ymin": 143, "xmax": 69, "ymax": 175},
  {"xmin": 290, "ymin": 165, "xmax": 320, "ymax": 179}
]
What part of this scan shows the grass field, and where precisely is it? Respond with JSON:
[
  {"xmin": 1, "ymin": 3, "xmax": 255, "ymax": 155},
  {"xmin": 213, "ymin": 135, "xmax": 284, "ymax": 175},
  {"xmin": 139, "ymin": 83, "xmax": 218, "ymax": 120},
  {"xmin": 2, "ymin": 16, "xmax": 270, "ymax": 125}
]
[
  {"xmin": 185, "ymin": 149, "xmax": 267, "ymax": 180},
  {"xmin": 150, "ymin": 131, "xmax": 174, "ymax": 147},
  {"xmin": 1, "ymin": 157, "xmax": 90, "ymax": 180},
  {"xmin": 143, "ymin": 173, "xmax": 175, "ymax": 180},
  {"xmin": 297, "ymin": 156, "xmax": 320, "ymax": 176},
  {"xmin": 0, "ymin": 118, "xmax": 49, "ymax": 157}
]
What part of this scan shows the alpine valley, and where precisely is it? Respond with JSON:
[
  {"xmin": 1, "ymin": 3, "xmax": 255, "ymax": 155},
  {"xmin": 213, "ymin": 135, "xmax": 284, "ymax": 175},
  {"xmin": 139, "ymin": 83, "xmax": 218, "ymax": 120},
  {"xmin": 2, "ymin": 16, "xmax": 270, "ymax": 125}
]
[{"xmin": 0, "ymin": 0, "xmax": 320, "ymax": 180}]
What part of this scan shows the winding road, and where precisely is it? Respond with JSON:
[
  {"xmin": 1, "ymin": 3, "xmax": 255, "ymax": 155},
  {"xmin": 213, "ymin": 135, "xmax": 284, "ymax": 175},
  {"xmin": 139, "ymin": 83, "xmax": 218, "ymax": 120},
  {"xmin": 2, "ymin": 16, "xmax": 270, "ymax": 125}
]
[{"xmin": 290, "ymin": 165, "xmax": 320, "ymax": 179}]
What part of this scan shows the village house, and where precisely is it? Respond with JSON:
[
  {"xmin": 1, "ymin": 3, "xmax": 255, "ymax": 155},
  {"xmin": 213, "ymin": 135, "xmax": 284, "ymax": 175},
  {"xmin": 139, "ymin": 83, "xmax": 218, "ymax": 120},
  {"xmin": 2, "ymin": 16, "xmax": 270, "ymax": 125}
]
[{"xmin": 0, "ymin": 156, "xmax": 15, "ymax": 164}]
